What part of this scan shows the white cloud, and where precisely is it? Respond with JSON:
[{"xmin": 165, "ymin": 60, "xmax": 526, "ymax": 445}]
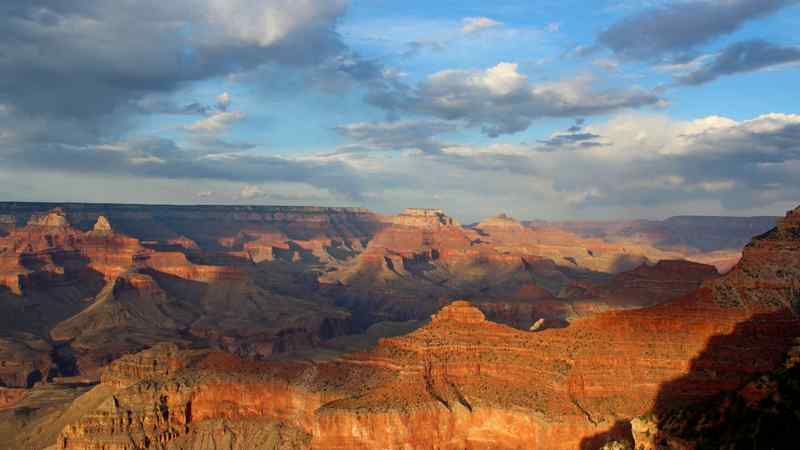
[
  {"xmin": 697, "ymin": 180, "xmax": 736, "ymax": 192},
  {"xmin": 655, "ymin": 53, "xmax": 717, "ymax": 74},
  {"xmin": 461, "ymin": 17, "xmax": 503, "ymax": 34},
  {"xmin": 592, "ymin": 58, "xmax": 620, "ymax": 71},
  {"xmin": 187, "ymin": 111, "xmax": 246, "ymax": 133},
  {"xmin": 239, "ymin": 184, "xmax": 266, "ymax": 199},
  {"xmin": 129, "ymin": 155, "xmax": 166, "ymax": 165},
  {"xmin": 205, "ymin": 0, "xmax": 348, "ymax": 47},
  {"xmin": 413, "ymin": 64, "xmax": 661, "ymax": 136},
  {"xmin": 482, "ymin": 62, "xmax": 529, "ymax": 95},
  {"xmin": 237, "ymin": 183, "xmax": 337, "ymax": 202},
  {"xmin": 335, "ymin": 119, "xmax": 458, "ymax": 154},
  {"xmin": 366, "ymin": 112, "xmax": 800, "ymax": 215}
]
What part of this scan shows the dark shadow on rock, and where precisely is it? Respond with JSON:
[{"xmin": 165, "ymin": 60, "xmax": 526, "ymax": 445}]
[
  {"xmin": 652, "ymin": 310, "xmax": 799, "ymax": 411},
  {"xmin": 644, "ymin": 310, "xmax": 798, "ymax": 449},
  {"xmin": 609, "ymin": 254, "xmax": 649, "ymax": 274},
  {"xmin": 578, "ymin": 310, "xmax": 799, "ymax": 450},
  {"xmin": 25, "ymin": 369, "xmax": 43, "ymax": 388},
  {"xmin": 579, "ymin": 420, "xmax": 633, "ymax": 450},
  {"xmin": 189, "ymin": 252, "xmax": 253, "ymax": 267}
]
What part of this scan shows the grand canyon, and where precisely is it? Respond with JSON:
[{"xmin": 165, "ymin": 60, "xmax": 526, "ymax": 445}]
[
  {"xmin": 3, "ymin": 0, "xmax": 800, "ymax": 448},
  {"xmin": 0, "ymin": 202, "xmax": 795, "ymax": 449}
]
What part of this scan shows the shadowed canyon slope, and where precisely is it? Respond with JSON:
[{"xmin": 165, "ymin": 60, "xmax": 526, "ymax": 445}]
[
  {"xmin": 0, "ymin": 205, "xmax": 371, "ymax": 388},
  {"xmin": 21, "ymin": 205, "xmax": 799, "ymax": 449}
]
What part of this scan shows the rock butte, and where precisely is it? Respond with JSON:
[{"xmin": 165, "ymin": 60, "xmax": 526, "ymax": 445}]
[
  {"xmin": 92, "ymin": 215, "xmax": 112, "ymax": 233},
  {"xmin": 49, "ymin": 206, "xmax": 800, "ymax": 449},
  {"xmin": 475, "ymin": 213, "xmax": 526, "ymax": 231},
  {"xmin": 387, "ymin": 208, "xmax": 461, "ymax": 228}
]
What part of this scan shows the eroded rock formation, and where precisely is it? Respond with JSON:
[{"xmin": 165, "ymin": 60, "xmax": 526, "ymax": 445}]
[
  {"xmin": 49, "ymin": 205, "xmax": 800, "ymax": 450},
  {"xmin": 0, "ymin": 208, "xmax": 355, "ymax": 387}
]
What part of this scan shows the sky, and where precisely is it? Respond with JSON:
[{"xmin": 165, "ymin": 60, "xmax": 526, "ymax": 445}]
[{"xmin": 1, "ymin": 0, "xmax": 799, "ymax": 222}]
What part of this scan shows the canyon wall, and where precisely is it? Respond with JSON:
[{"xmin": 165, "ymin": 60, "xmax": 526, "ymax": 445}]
[{"xmin": 50, "ymin": 206, "xmax": 800, "ymax": 449}]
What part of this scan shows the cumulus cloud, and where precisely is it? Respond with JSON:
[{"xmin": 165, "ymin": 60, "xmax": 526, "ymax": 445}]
[
  {"xmin": 598, "ymin": 0, "xmax": 797, "ymax": 60},
  {"xmin": 0, "ymin": 136, "xmax": 365, "ymax": 200},
  {"xmin": 370, "ymin": 112, "xmax": 800, "ymax": 215},
  {"xmin": 0, "ymin": 1, "xmax": 365, "ymax": 201},
  {"xmin": 334, "ymin": 120, "xmax": 458, "ymax": 154},
  {"xmin": 558, "ymin": 113, "xmax": 800, "ymax": 209},
  {"xmin": 676, "ymin": 39, "xmax": 800, "ymax": 85},
  {"xmin": 461, "ymin": 17, "xmax": 503, "ymax": 34},
  {"xmin": 0, "ymin": 0, "xmax": 348, "ymax": 146},
  {"xmin": 408, "ymin": 63, "xmax": 661, "ymax": 136}
]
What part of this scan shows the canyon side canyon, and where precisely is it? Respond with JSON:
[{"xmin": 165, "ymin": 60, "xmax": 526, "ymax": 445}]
[{"xmin": 0, "ymin": 202, "xmax": 794, "ymax": 449}]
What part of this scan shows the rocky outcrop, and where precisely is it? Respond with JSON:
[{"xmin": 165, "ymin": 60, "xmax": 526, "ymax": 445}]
[
  {"xmin": 430, "ymin": 299, "xmax": 487, "ymax": 324},
  {"xmin": 99, "ymin": 343, "xmax": 200, "ymax": 389},
  {"xmin": 704, "ymin": 206, "xmax": 800, "ymax": 311},
  {"xmin": 27, "ymin": 209, "xmax": 70, "ymax": 228},
  {"xmin": 387, "ymin": 208, "xmax": 460, "ymax": 228},
  {"xmin": 91, "ymin": 215, "xmax": 112, "ymax": 233},
  {"xmin": 167, "ymin": 418, "xmax": 312, "ymax": 450}
]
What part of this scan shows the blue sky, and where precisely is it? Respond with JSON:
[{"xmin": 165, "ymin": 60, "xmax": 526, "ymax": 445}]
[{"xmin": 1, "ymin": 0, "xmax": 799, "ymax": 221}]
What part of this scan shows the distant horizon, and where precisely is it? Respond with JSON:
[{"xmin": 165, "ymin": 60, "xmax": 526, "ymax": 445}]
[{"xmin": 0, "ymin": 199, "xmax": 786, "ymax": 225}]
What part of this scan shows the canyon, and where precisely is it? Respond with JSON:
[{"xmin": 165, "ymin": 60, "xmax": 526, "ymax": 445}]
[{"xmin": 0, "ymin": 201, "xmax": 790, "ymax": 449}]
